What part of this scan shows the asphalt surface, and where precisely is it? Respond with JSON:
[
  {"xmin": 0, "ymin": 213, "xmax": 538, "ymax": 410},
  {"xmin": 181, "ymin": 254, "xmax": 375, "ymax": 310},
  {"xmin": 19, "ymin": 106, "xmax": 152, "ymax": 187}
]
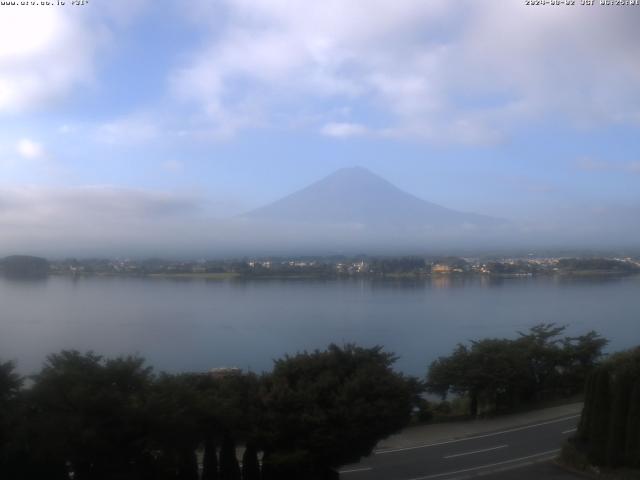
[
  {"xmin": 339, "ymin": 415, "xmax": 582, "ymax": 480},
  {"xmin": 472, "ymin": 461, "xmax": 587, "ymax": 480}
]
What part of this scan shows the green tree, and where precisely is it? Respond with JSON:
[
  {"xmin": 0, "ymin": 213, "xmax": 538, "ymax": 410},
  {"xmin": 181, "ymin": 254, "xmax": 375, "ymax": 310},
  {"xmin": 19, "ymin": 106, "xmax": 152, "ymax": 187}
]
[
  {"xmin": 0, "ymin": 360, "xmax": 21, "ymax": 402},
  {"xmin": 428, "ymin": 339, "xmax": 529, "ymax": 415},
  {"xmin": 241, "ymin": 443, "xmax": 261, "ymax": 480},
  {"xmin": 516, "ymin": 323, "xmax": 566, "ymax": 401},
  {"xmin": 611, "ymin": 347, "xmax": 640, "ymax": 468},
  {"xmin": 469, "ymin": 338, "xmax": 530, "ymax": 412},
  {"xmin": 427, "ymin": 344, "xmax": 477, "ymax": 413},
  {"xmin": 586, "ymin": 367, "xmax": 611, "ymax": 465},
  {"xmin": 27, "ymin": 351, "xmax": 155, "ymax": 479},
  {"xmin": 561, "ymin": 331, "xmax": 608, "ymax": 395},
  {"xmin": 219, "ymin": 432, "xmax": 241, "ymax": 480},
  {"xmin": 259, "ymin": 344, "xmax": 420, "ymax": 478},
  {"xmin": 0, "ymin": 361, "xmax": 24, "ymax": 478},
  {"xmin": 191, "ymin": 371, "xmax": 262, "ymax": 479},
  {"xmin": 146, "ymin": 373, "xmax": 202, "ymax": 479},
  {"xmin": 1, "ymin": 255, "xmax": 49, "ymax": 277},
  {"xmin": 202, "ymin": 435, "xmax": 219, "ymax": 480},
  {"xmin": 577, "ymin": 371, "xmax": 596, "ymax": 443},
  {"xmin": 606, "ymin": 371, "xmax": 634, "ymax": 467},
  {"xmin": 428, "ymin": 325, "xmax": 608, "ymax": 417},
  {"xmin": 625, "ymin": 383, "xmax": 640, "ymax": 467},
  {"xmin": 572, "ymin": 346, "xmax": 640, "ymax": 468}
]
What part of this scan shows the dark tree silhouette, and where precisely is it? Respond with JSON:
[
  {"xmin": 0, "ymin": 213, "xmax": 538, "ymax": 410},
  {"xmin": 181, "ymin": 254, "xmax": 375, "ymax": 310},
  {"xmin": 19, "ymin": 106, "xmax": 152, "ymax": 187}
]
[
  {"xmin": 241, "ymin": 443, "xmax": 261, "ymax": 480},
  {"xmin": 1, "ymin": 345, "xmax": 421, "ymax": 479},
  {"xmin": 625, "ymin": 383, "xmax": 640, "ymax": 467},
  {"xmin": 219, "ymin": 432, "xmax": 241, "ymax": 480},
  {"xmin": 202, "ymin": 436, "xmax": 219, "ymax": 480},
  {"xmin": 427, "ymin": 324, "xmax": 608, "ymax": 416},
  {"xmin": 574, "ymin": 346, "xmax": 640, "ymax": 468},
  {"xmin": 606, "ymin": 371, "xmax": 633, "ymax": 467},
  {"xmin": 259, "ymin": 344, "xmax": 419, "ymax": 478},
  {"xmin": 28, "ymin": 351, "xmax": 154, "ymax": 479}
]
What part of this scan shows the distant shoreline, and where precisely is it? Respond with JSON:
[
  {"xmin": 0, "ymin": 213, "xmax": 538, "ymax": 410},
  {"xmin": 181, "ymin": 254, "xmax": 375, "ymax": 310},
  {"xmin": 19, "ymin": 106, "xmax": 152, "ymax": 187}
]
[
  {"xmin": 147, "ymin": 272, "xmax": 240, "ymax": 280},
  {"xmin": 42, "ymin": 270, "xmax": 640, "ymax": 281}
]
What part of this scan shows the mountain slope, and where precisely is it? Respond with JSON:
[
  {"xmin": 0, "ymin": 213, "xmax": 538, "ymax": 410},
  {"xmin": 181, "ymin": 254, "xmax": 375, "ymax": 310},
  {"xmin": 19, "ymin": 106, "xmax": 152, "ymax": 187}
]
[{"xmin": 241, "ymin": 167, "xmax": 502, "ymax": 229}]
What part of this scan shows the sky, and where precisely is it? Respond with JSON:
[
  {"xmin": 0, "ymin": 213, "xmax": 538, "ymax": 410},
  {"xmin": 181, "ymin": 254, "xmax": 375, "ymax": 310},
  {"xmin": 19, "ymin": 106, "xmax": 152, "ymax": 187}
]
[{"xmin": 1, "ymin": 0, "xmax": 640, "ymax": 256}]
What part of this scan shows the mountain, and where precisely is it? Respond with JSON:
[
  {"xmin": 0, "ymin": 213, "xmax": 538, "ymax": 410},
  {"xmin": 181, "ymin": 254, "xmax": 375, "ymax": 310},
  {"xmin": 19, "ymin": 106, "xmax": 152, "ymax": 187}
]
[{"xmin": 241, "ymin": 167, "xmax": 503, "ymax": 229}]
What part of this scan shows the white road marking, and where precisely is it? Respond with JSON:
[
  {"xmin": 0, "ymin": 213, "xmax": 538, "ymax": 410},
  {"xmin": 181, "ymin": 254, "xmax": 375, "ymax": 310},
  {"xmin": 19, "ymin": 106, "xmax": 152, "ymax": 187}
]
[
  {"xmin": 339, "ymin": 467, "xmax": 373, "ymax": 474},
  {"xmin": 375, "ymin": 415, "xmax": 580, "ymax": 455},
  {"xmin": 406, "ymin": 449, "xmax": 560, "ymax": 480},
  {"xmin": 562, "ymin": 428, "xmax": 577, "ymax": 434},
  {"xmin": 443, "ymin": 444, "xmax": 508, "ymax": 459}
]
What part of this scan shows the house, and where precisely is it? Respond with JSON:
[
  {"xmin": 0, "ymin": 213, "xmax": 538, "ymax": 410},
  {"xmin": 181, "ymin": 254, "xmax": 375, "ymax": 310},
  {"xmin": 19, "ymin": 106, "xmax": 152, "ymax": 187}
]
[{"xmin": 431, "ymin": 264, "xmax": 452, "ymax": 274}]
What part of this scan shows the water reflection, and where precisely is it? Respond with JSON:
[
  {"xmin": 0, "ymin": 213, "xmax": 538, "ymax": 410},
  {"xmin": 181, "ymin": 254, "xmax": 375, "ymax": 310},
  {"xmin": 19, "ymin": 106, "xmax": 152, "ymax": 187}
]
[
  {"xmin": 0, "ymin": 274, "xmax": 638, "ymax": 376},
  {"xmin": 0, "ymin": 274, "xmax": 49, "ymax": 286}
]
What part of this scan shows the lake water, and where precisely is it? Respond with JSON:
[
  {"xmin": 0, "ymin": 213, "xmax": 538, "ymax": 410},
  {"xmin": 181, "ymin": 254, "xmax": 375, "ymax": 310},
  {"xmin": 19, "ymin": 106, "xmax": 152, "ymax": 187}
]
[{"xmin": 1, "ymin": 274, "xmax": 638, "ymax": 376}]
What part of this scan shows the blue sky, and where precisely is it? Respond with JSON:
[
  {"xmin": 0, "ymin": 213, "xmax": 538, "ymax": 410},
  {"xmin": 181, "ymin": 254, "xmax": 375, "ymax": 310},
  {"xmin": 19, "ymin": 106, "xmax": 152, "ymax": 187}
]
[{"xmin": 1, "ymin": 0, "xmax": 639, "ymax": 255}]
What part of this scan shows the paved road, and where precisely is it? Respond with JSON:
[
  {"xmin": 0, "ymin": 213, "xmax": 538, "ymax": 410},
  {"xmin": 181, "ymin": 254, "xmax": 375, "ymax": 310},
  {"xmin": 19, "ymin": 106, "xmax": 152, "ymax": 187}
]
[
  {"xmin": 471, "ymin": 461, "xmax": 586, "ymax": 480},
  {"xmin": 339, "ymin": 415, "xmax": 581, "ymax": 480}
]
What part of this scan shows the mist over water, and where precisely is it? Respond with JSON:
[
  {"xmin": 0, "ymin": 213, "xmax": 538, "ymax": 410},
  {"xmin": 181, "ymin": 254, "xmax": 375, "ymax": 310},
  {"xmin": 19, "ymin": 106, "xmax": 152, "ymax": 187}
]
[
  {"xmin": 1, "ymin": 168, "xmax": 639, "ymax": 259},
  {"xmin": 2, "ymin": 274, "xmax": 638, "ymax": 376}
]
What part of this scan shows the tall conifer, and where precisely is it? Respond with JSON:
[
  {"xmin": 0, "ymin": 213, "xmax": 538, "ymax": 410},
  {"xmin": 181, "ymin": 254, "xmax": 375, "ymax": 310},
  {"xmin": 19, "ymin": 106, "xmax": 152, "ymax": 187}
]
[
  {"xmin": 606, "ymin": 372, "xmax": 633, "ymax": 466},
  {"xmin": 625, "ymin": 383, "xmax": 640, "ymax": 468},
  {"xmin": 202, "ymin": 436, "xmax": 219, "ymax": 480},
  {"xmin": 587, "ymin": 368, "xmax": 611, "ymax": 465},
  {"xmin": 578, "ymin": 372, "xmax": 595, "ymax": 442},
  {"xmin": 220, "ymin": 433, "xmax": 241, "ymax": 480},
  {"xmin": 241, "ymin": 443, "xmax": 261, "ymax": 480}
]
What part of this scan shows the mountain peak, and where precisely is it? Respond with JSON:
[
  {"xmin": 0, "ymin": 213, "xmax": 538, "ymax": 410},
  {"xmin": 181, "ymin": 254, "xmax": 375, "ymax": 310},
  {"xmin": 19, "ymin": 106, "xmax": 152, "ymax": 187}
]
[
  {"xmin": 331, "ymin": 166, "xmax": 375, "ymax": 176},
  {"xmin": 321, "ymin": 166, "xmax": 387, "ymax": 183},
  {"xmin": 311, "ymin": 166, "xmax": 399, "ymax": 194},
  {"xmin": 242, "ymin": 167, "xmax": 502, "ymax": 228}
]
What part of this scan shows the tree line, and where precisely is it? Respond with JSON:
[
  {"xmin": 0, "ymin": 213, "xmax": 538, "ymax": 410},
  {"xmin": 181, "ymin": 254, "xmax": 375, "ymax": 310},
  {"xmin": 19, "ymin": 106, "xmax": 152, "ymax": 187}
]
[
  {"xmin": 426, "ymin": 324, "xmax": 608, "ymax": 416},
  {"xmin": 0, "ymin": 345, "xmax": 420, "ymax": 480},
  {"xmin": 0, "ymin": 255, "xmax": 49, "ymax": 278},
  {"xmin": 0, "ymin": 326, "xmax": 616, "ymax": 479}
]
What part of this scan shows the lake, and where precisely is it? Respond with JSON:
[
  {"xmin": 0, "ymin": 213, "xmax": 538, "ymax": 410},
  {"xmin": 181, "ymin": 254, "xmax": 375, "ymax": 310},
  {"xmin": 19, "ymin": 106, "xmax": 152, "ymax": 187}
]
[{"xmin": 1, "ymin": 274, "xmax": 638, "ymax": 376}]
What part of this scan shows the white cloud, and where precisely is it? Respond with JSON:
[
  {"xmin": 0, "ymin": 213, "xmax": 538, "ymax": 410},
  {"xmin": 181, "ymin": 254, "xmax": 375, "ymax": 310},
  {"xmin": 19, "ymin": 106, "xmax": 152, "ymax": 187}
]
[
  {"xmin": 0, "ymin": 185, "xmax": 241, "ymax": 257},
  {"xmin": 16, "ymin": 139, "xmax": 45, "ymax": 160},
  {"xmin": 0, "ymin": 9, "xmax": 102, "ymax": 113},
  {"xmin": 172, "ymin": 0, "xmax": 455, "ymax": 138},
  {"xmin": 320, "ymin": 122, "xmax": 367, "ymax": 138},
  {"xmin": 172, "ymin": 1, "xmax": 640, "ymax": 142},
  {"xmin": 0, "ymin": 0, "xmax": 150, "ymax": 114},
  {"xmin": 0, "ymin": 186, "xmax": 199, "ymax": 226}
]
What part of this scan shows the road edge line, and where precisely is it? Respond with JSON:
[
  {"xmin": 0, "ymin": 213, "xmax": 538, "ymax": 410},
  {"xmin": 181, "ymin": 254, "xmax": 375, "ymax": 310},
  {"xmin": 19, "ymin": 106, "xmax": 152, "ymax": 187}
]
[{"xmin": 375, "ymin": 415, "xmax": 580, "ymax": 455}]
